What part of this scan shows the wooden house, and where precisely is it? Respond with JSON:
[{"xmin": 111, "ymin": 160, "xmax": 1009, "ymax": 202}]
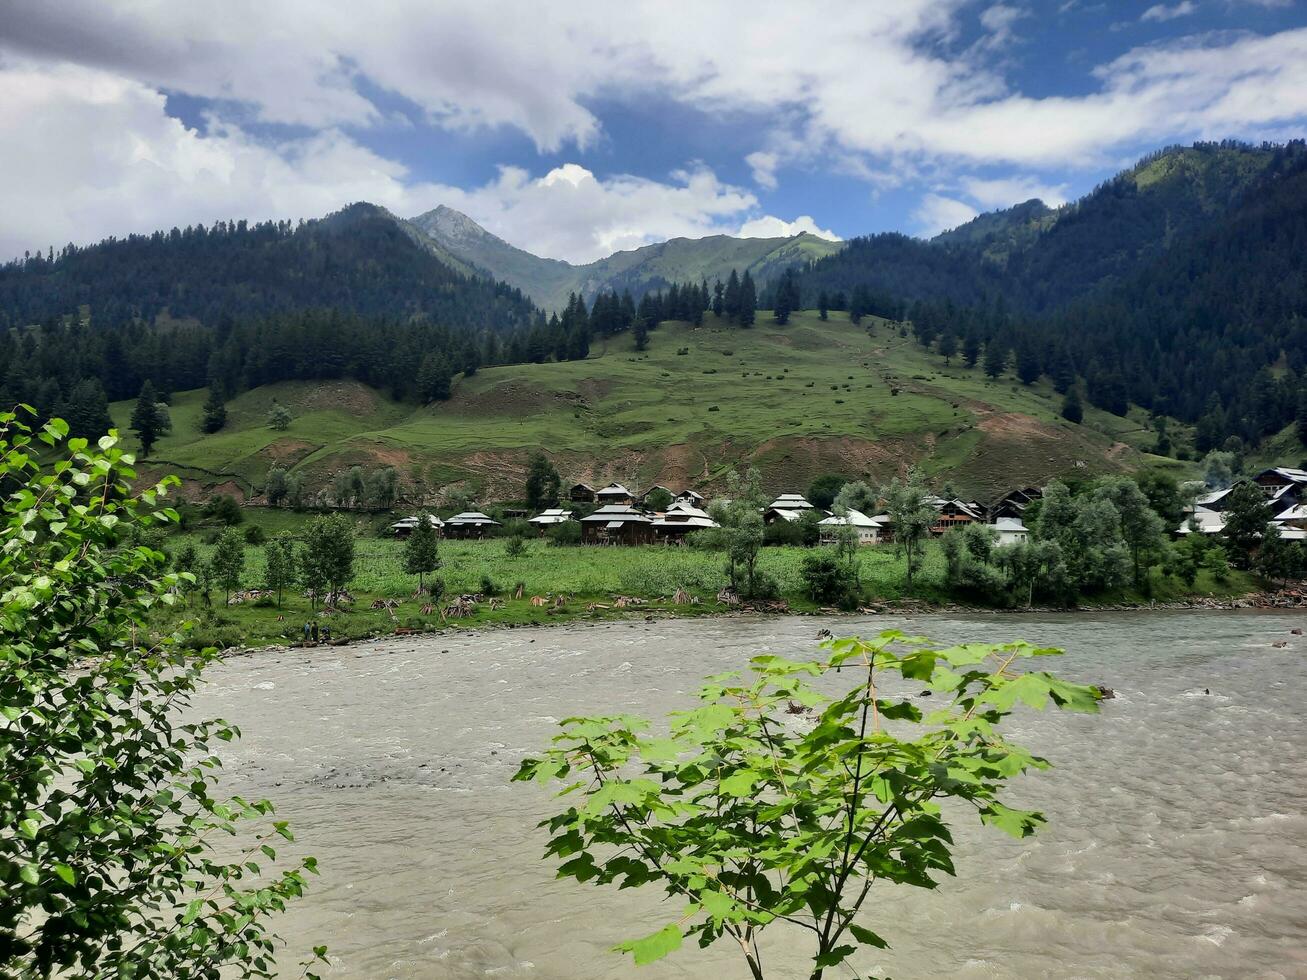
[
  {"xmin": 580, "ymin": 505, "xmax": 654, "ymax": 545},
  {"xmin": 675, "ymin": 489, "xmax": 705, "ymax": 507},
  {"xmin": 652, "ymin": 502, "xmax": 718, "ymax": 542},
  {"xmin": 389, "ymin": 514, "xmax": 443, "ymax": 538},
  {"xmin": 569, "ymin": 483, "xmax": 596, "ymax": 503},
  {"xmin": 1251, "ymin": 467, "xmax": 1307, "ymax": 507},
  {"xmin": 931, "ymin": 499, "xmax": 983, "ymax": 535},
  {"xmin": 443, "ymin": 512, "xmax": 501, "ymax": 539},
  {"xmin": 987, "ymin": 486, "xmax": 1042, "ymax": 521},
  {"xmin": 595, "ymin": 483, "xmax": 635, "ymax": 506},
  {"xmin": 527, "ymin": 508, "xmax": 573, "ymax": 533},
  {"xmin": 763, "ymin": 493, "xmax": 816, "ymax": 524}
]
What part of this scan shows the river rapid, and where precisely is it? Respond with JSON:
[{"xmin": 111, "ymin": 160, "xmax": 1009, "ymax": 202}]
[{"xmin": 198, "ymin": 612, "xmax": 1307, "ymax": 979}]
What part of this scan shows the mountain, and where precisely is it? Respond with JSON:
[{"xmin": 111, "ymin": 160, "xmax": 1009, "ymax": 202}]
[
  {"xmin": 408, "ymin": 206, "xmax": 843, "ymax": 311},
  {"xmin": 0, "ymin": 202, "xmax": 537, "ymax": 334}
]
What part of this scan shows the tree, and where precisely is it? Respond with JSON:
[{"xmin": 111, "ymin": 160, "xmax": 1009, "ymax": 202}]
[
  {"xmin": 130, "ymin": 380, "xmax": 164, "ymax": 456},
  {"xmin": 738, "ymin": 272, "xmax": 757, "ymax": 328},
  {"xmin": 0, "ymin": 411, "xmax": 319, "ymax": 979},
  {"xmin": 644, "ymin": 487, "xmax": 673, "ymax": 512},
  {"xmin": 1220, "ymin": 481, "xmax": 1270, "ymax": 566},
  {"xmin": 516, "ymin": 631, "xmax": 1099, "ymax": 980},
  {"xmin": 1061, "ymin": 388, "xmax": 1083, "ymax": 424},
  {"xmin": 832, "ymin": 479, "xmax": 877, "ymax": 517},
  {"xmin": 60, "ymin": 379, "xmax": 113, "ymax": 440},
  {"xmin": 1135, "ymin": 471, "xmax": 1183, "ymax": 529},
  {"xmin": 1093, "ymin": 476, "xmax": 1167, "ymax": 586},
  {"xmin": 263, "ymin": 532, "xmax": 298, "ymax": 608},
  {"xmin": 417, "ymin": 353, "xmax": 452, "ymax": 402},
  {"xmin": 1202, "ymin": 450, "xmax": 1236, "ymax": 490},
  {"xmin": 301, "ymin": 512, "xmax": 356, "ymax": 602},
  {"xmin": 817, "ymin": 291, "xmax": 829, "ymax": 320},
  {"xmin": 806, "ymin": 474, "xmax": 847, "ymax": 511},
  {"xmin": 402, "ymin": 514, "xmax": 441, "ymax": 591},
  {"xmin": 633, "ymin": 319, "xmax": 649, "ymax": 352},
  {"xmin": 800, "ymin": 552, "xmax": 859, "ymax": 607},
  {"xmin": 1298, "ymin": 384, "xmax": 1307, "ymax": 445},
  {"xmin": 209, "ymin": 527, "xmax": 246, "ymax": 605},
  {"xmin": 881, "ymin": 470, "xmax": 935, "ymax": 588},
  {"xmin": 1015, "ymin": 342, "xmax": 1040, "ymax": 385},
  {"xmin": 982, "ymin": 341, "xmax": 1007, "ymax": 379},
  {"xmin": 524, "ymin": 453, "xmax": 561, "ymax": 510},
  {"xmin": 266, "ymin": 465, "xmax": 290, "ymax": 507},
  {"xmin": 1032, "ymin": 481, "xmax": 1131, "ymax": 600},
  {"xmin": 772, "ymin": 268, "xmax": 800, "ymax": 325},
  {"xmin": 1255, "ymin": 527, "xmax": 1305, "ymax": 586},
  {"xmin": 200, "ymin": 385, "xmax": 227, "ymax": 434},
  {"xmin": 703, "ymin": 468, "xmax": 770, "ymax": 598},
  {"xmin": 268, "ymin": 402, "xmax": 292, "ymax": 431},
  {"xmin": 940, "ymin": 523, "xmax": 1007, "ymax": 598},
  {"xmin": 365, "ymin": 466, "xmax": 398, "ymax": 510},
  {"xmin": 962, "ymin": 332, "xmax": 981, "ymax": 369},
  {"xmin": 937, "ymin": 332, "xmax": 957, "ymax": 366}
]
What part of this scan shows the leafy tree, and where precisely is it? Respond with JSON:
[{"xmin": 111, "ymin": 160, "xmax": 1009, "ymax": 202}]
[
  {"xmin": 643, "ymin": 487, "xmax": 673, "ymax": 512},
  {"xmin": 0, "ymin": 411, "xmax": 320, "ymax": 979},
  {"xmin": 209, "ymin": 527, "xmax": 246, "ymax": 605},
  {"xmin": 1220, "ymin": 481, "xmax": 1270, "ymax": 565},
  {"xmin": 266, "ymin": 465, "xmax": 290, "ymax": 507},
  {"xmin": 1060, "ymin": 388, "xmax": 1083, "ymax": 424},
  {"xmin": 402, "ymin": 514, "xmax": 441, "ymax": 591},
  {"xmin": 524, "ymin": 453, "xmax": 562, "ymax": 510},
  {"xmin": 704, "ymin": 468, "xmax": 770, "ymax": 598},
  {"xmin": 1255, "ymin": 528, "xmax": 1305, "ymax": 586},
  {"xmin": 881, "ymin": 470, "xmax": 935, "ymax": 588},
  {"xmin": 937, "ymin": 332, "xmax": 957, "ymax": 365},
  {"xmin": 1135, "ymin": 471, "xmax": 1183, "ymax": 529},
  {"xmin": 129, "ymin": 380, "xmax": 166, "ymax": 456},
  {"xmin": 200, "ymin": 385, "xmax": 227, "ymax": 434},
  {"xmin": 940, "ymin": 523, "xmax": 1008, "ymax": 597},
  {"xmin": 806, "ymin": 474, "xmax": 847, "ymax": 511},
  {"xmin": 832, "ymin": 480, "xmax": 877, "ymax": 517},
  {"xmin": 365, "ymin": 466, "xmax": 398, "ymax": 510},
  {"xmin": 800, "ymin": 552, "xmax": 859, "ymax": 607},
  {"xmin": 284, "ymin": 471, "xmax": 306, "ymax": 510},
  {"xmin": 994, "ymin": 538, "xmax": 1067, "ymax": 608},
  {"xmin": 267, "ymin": 402, "xmax": 292, "ymax": 431},
  {"xmin": 300, "ymin": 512, "xmax": 356, "ymax": 601},
  {"xmin": 263, "ymin": 532, "xmax": 298, "ymax": 608},
  {"xmin": 172, "ymin": 540, "xmax": 199, "ymax": 604},
  {"xmin": 1093, "ymin": 476, "xmax": 1167, "ymax": 586},
  {"xmin": 1032, "ymin": 481, "xmax": 1131, "ymax": 600},
  {"xmin": 516, "ymin": 631, "xmax": 1099, "ymax": 979},
  {"xmin": 206, "ymin": 493, "xmax": 243, "ymax": 525}
]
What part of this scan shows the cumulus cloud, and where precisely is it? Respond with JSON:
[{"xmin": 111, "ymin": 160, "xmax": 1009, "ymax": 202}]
[
  {"xmin": 736, "ymin": 215, "xmax": 840, "ymax": 240},
  {"xmin": 912, "ymin": 194, "xmax": 979, "ymax": 237},
  {"xmin": 1141, "ymin": 2, "xmax": 1198, "ymax": 22},
  {"xmin": 4, "ymin": 2, "xmax": 1307, "ymax": 255},
  {"xmin": 959, "ymin": 175, "xmax": 1069, "ymax": 208}
]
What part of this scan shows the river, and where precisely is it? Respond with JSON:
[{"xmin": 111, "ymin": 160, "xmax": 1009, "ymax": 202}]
[{"xmin": 198, "ymin": 612, "xmax": 1307, "ymax": 979}]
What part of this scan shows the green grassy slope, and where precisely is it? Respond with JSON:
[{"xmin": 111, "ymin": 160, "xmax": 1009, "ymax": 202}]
[{"xmin": 112, "ymin": 311, "xmax": 1170, "ymax": 504}]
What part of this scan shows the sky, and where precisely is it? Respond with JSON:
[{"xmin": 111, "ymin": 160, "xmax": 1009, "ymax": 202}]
[{"xmin": 2, "ymin": 0, "xmax": 1306, "ymax": 265}]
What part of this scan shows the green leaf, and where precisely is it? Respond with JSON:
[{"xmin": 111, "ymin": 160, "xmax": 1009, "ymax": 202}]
[
  {"xmin": 849, "ymin": 923, "xmax": 889, "ymax": 949},
  {"xmin": 614, "ymin": 923, "xmax": 682, "ymax": 965},
  {"xmin": 814, "ymin": 944, "xmax": 857, "ymax": 967},
  {"xmin": 18, "ymin": 864, "xmax": 39, "ymax": 885},
  {"xmin": 52, "ymin": 863, "xmax": 76, "ymax": 886},
  {"xmin": 719, "ymin": 770, "xmax": 758, "ymax": 798}
]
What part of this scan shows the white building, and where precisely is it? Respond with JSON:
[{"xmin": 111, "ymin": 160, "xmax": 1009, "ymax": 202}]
[
  {"xmin": 818, "ymin": 509, "xmax": 886, "ymax": 545},
  {"xmin": 991, "ymin": 516, "xmax": 1029, "ymax": 546},
  {"xmin": 527, "ymin": 508, "xmax": 573, "ymax": 527},
  {"xmin": 764, "ymin": 493, "xmax": 817, "ymax": 523},
  {"xmin": 389, "ymin": 514, "xmax": 443, "ymax": 537}
]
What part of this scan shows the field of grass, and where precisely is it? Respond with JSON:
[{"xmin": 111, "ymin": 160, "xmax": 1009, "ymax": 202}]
[
  {"xmin": 155, "ymin": 525, "xmax": 1256, "ymax": 652},
  {"xmin": 112, "ymin": 310, "xmax": 1193, "ymax": 506}
]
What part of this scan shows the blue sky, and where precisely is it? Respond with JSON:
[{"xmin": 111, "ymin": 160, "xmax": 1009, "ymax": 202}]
[{"xmin": 2, "ymin": 1, "xmax": 1306, "ymax": 263}]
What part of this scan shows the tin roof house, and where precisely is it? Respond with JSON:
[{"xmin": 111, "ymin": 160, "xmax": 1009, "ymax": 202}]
[{"xmin": 579, "ymin": 505, "xmax": 654, "ymax": 545}]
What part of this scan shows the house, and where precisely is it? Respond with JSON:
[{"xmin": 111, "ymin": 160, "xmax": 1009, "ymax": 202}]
[
  {"xmin": 818, "ymin": 509, "xmax": 886, "ymax": 545},
  {"xmin": 1274, "ymin": 503, "xmax": 1307, "ymax": 530},
  {"xmin": 579, "ymin": 505, "xmax": 655, "ymax": 545},
  {"xmin": 991, "ymin": 517, "xmax": 1029, "ymax": 546},
  {"xmin": 763, "ymin": 493, "xmax": 816, "ymax": 524},
  {"xmin": 569, "ymin": 483, "xmax": 596, "ymax": 503},
  {"xmin": 931, "ymin": 499, "xmax": 983, "ymax": 535},
  {"xmin": 528, "ymin": 508, "xmax": 573, "ymax": 530},
  {"xmin": 1193, "ymin": 487, "xmax": 1234, "ymax": 512},
  {"xmin": 1251, "ymin": 467, "xmax": 1307, "ymax": 504},
  {"xmin": 389, "ymin": 514, "xmax": 443, "ymax": 538},
  {"xmin": 1175, "ymin": 507, "xmax": 1227, "ymax": 536},
  {"xmin": 988, "ymin": 486, "xmax": 1042, "ymax": 521},
  {"xmin": 443, "ymin": 512, "xmax": 501, "ymax": 539},
  {"xmin": 652, "ymin": 502, "xmax": 718, "ymax": 542},
  {"xmin": 595, "ymin": 483, "xmax": 635, "ymax": 506},
  {"xmin": 675, "ymin": 489, "xmax": 705, "ymax": 507}
]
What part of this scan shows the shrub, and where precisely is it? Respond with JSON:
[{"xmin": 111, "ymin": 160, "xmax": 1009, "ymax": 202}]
[
  {"xmin": 549, "ymin": 521, "xmax": 582, "ymax": 546},
  {"xmin": 243, "ymin": 524, "xmax": 267, "ymax": 545},
  {"xmin": 505, "ymin": 535, "xmax": 529, "ymax": 559},
  {"xmin": 800, "ymin": 552, "xmax": 860, "ymax": 608},
  {"xmin": 480, "ymin": 573, "xmax": 500, "ymax": 596}
]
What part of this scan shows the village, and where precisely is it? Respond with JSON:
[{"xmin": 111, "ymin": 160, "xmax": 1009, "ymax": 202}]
[{"xmin": 386, "ymin": 466, "xmax": 1307, "ymax": 547}]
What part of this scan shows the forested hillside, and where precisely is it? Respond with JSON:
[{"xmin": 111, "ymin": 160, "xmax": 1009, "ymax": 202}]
[{"xmin": 796, "ymin": 141, "xmax": 1307, "ymax": 452}]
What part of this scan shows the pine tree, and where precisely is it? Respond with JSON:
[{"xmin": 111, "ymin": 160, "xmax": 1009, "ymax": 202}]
[
  {"xmin": 712, "ymin": 280, "xmax": 725, "ymax": 319},
  {"xmin": 1061, "ymin": 388, "xmax": 1084, "ymax": 424},
  {"xmin": 739, "ymin": 272, "xmax": 757, "ymax": 328},
  {"xmin": 1297, "ymin": 385, "xmax": 1307, "ymax": 445},
  {"xmin": 402, "ymin": 514, "xmax": 441, "ymax": 591},
  {"xmin": 60, "ymin": 378, "xmax": 112, "ymax": 439},
  {"xmin": 524, "ymin": 453, "xmax": 561, "ymax": 510},
  {"xmin": 961, "ymin": 333, "xmax": 980, "ymax": 369},
  {"xmin": 417, "ymin": 353, "xmax": 452, "ymax": 401},
  {"xmin": 1015, "ymin": 342, "xmax": 1041, "ymax": 385},
  {"xmin": 818, "ymin": 292, "xmax": 828, "ymax": 321},
  {"xmin": 937, "ymin": 333, "xmax": 957, "ymax": 366},
  {"xmin": 130, "ymin": 380, "xmax": 162, "ymax": 457},
  {"xmin": 982, "ymin": 341, "xmax": 1007, "ymax": 379},
  {"xmin": 724, "ymin": 270, "xmax": 741, "ymax": 322},
  {"xmin": 200, "ymin": 384, "xmax": 227, "ymax": 434}
]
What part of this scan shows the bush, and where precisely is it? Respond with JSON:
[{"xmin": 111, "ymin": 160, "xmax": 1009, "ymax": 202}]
[
  {"xmin": 548, "ymin": 521, "xmax": 582, "ymax": 546},
  {"xmin": 801, "ymin": 552, "xmax": 860, "ymax": 608},
  {"xmin": 204, "ymin": 494, "xmax": 244, "ymax": 525},
  {"xmin": 243, "ymin": 524, "xmax": 267, "ymax": 545},
  {"xmin": 480, "ymin": 573, "xmax": 500, "ymax": 596},
  {"xmin": 505, "ymin": 535, "xmax": 528, "ymax": 559}
]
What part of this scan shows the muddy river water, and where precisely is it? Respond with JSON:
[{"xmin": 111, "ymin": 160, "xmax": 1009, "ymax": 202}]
[{"xmin": 199, "ymin": 612, "xmax": 1307, "ymax": 979}]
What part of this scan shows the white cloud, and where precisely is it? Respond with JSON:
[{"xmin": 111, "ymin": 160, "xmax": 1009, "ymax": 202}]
[
  {"xmin": 959, "ymin": 175, "xmax": 1069, "ymax": 208},
  {"xmin": 745, "ymin": 151, "xmax": 781, "ymax": 190},
  {"xmin": 4, "ymin": 2, "xmax": 1307, "ymax": 255},
  {"xmin": 736, "ymin": 215, "xmax": 840, "ymax": 240},
  {"xmin": 912, "ymin": 194, "xmax": 979, "ymax": 237},
  {"xmin": 1141, "ymin": 2, "xmax": 1197, "ymax": 22}
]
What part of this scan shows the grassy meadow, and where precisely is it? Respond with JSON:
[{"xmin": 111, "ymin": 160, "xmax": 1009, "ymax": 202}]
[{"xmin": 110, "ymin": 311, "xmax": 1181, "ymax": 506}]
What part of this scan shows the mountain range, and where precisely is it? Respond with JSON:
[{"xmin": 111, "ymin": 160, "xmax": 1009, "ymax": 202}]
[{"xmin": 406, "ymin": 205, "xmax": 842, "ymax": 311}]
